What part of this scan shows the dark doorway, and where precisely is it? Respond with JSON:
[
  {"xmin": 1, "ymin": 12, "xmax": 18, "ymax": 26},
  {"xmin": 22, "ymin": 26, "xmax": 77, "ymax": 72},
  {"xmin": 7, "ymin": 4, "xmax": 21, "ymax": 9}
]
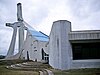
[
  {"xmin": 41, "ymin": 48, "xmax": 49, "ymax": 63},
  {"xmin": 42, "ymin": 48, "xmax": 44, "ymax": 60},
  {"xmin": 27, "ymin": 51, "xmax": 29, "ymax": 61}
]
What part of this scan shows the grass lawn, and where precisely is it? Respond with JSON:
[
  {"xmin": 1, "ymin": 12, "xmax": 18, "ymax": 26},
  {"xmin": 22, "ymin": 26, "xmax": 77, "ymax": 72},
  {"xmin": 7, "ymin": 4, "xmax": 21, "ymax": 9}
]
[
  {"xmin": 51, "ymin": 68, "xmax": 100, "ymax": 75},
  {"xmin": 1, "ymin": 60, "xmax": 100, "ymax": 75},
  {"xmin": 0, "ymin": 66, "xmax": 39, "ymax": 75},
  {"xmin": 0, "ymin": 60, "xmax": 39, "ymax": 75}
]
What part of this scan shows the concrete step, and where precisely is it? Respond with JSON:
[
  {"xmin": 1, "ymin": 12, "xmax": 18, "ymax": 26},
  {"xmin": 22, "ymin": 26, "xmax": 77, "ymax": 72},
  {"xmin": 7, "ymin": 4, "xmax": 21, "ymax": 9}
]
[{"xmin": 7, "ymin": 61, "xmax": 50, "ymax": 71}]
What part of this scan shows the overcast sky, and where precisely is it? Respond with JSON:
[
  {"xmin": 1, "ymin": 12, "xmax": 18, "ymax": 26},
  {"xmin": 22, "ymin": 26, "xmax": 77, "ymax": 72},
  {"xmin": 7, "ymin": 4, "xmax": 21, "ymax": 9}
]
[{"xmin": 0, "ymin": 0, "xmax": 100, "ymax": 55}]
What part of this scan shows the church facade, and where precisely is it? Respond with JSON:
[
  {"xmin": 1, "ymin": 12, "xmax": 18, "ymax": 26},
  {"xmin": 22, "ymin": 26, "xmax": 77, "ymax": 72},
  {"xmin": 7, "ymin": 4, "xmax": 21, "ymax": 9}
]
[{"xmin": 21, "ymin": 28, "xmax": 49, "ymax": 62}]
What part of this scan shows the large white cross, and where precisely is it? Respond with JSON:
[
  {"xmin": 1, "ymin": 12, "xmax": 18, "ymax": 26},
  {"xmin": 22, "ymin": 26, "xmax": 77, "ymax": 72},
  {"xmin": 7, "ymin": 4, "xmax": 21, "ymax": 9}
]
[{"xmin": 5, "ymin": 3, "xmax": 25, "ymax": 59}]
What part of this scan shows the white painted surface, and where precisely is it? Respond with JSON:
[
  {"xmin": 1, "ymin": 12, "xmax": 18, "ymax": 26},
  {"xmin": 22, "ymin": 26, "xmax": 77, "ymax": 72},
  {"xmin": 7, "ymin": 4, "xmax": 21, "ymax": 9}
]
[{"xmin": 49, "ymin": 20, "xmax": 72, "ymax": 70}]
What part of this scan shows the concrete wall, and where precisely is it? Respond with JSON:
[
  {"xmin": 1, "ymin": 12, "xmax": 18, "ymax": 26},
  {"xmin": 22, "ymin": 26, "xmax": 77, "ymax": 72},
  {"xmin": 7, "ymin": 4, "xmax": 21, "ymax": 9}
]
[
  {"xmin": 22, "ymin": 30, "xmax": 34, "ymax": 60},
  {"xmin": 22, "ymin": 30, "xmax": 48, "ymax": 61},
  {"xmin": 49, "ymin": 20, "xmax": 72, "ymax": 70},
  {"xmin": 71, "ymin": 60, "xmax": 100, "ymax": 69}
]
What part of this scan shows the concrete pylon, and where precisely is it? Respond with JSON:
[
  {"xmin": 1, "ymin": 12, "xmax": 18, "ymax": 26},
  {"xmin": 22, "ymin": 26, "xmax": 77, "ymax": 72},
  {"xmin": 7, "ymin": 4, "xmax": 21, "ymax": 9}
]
[
  {"xmin": 5, "ymin": 3, "xmax": 25, "ymax": 60},
  {"xmin": 5, "ymin": 23, "xmax": 17, "ymax": 59},
  {"xmin": 18, "ymin": 22, "xmax": 24, "ymax": 52},
  {"xmin": 17, "ymin": 3, "xmax": 23, "ymax": 21},
  {"xmin": 17, "ymin": 3, "xmax": 24, "ymax": 52}
]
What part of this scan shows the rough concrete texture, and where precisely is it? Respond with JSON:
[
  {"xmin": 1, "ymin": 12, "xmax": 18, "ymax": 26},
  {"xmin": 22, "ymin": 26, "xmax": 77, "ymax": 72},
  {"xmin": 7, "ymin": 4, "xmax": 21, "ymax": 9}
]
[{"xmin": 49, "ymin": 20, "xmax": 72, "ymax": 70}]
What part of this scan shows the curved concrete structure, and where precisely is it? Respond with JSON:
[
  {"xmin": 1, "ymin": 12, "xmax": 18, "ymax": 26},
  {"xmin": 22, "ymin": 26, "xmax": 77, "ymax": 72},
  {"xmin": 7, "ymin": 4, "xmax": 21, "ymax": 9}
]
[
  {"xmin": 5, "ymin": 3, "xmax": 49, "ymax": 61},
  {"xmin": 5, "ymin": 22, "xmax": 25, "ymax": 60},
  {"xmin": 49, "ymin": 20, "xmax": 72, "ymax": 70},
  {"xmin": 5, "ymin": 23, "xmax": 17, "ymax": 59},
  {"xmin": 5, "ymin": 3, "xmax": 25, "ymax": 60}
]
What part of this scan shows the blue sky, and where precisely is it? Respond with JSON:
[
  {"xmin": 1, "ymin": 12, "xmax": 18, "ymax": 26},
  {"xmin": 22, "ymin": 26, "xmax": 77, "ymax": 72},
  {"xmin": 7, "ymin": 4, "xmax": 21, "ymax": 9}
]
[{"xmin": 0, "ymin": 0, "xmax": 100, "ymax": 55}]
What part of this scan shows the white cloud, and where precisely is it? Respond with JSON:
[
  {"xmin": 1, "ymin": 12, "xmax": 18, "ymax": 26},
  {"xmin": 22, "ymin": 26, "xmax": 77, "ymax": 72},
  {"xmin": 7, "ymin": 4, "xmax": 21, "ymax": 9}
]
[
  {"xmin": 65, "ymin": 0, "xmax": 100, "ymax": 31},
  {"xmin": 0, "ymin": 29, "xmax": 13, "ymax": 55},
  {"xmin": 0, "ymin": 0, "xmax": 100, "ymax": 55}
]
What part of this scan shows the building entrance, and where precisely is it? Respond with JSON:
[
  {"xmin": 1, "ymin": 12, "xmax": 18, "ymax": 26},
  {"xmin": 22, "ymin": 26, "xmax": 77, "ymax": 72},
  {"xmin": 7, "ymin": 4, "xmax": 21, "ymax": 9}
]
[{"xmin": 41, "ymin": 48, "xmax": 49, "ymax": 63}]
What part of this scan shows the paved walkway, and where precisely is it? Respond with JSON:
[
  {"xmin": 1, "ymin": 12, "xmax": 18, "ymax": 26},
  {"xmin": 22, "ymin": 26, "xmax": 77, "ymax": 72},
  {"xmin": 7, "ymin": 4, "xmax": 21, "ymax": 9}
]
[
  {"xmin": 39, "ymin": 69, "xmax": 54, "ymax": 75},
  {"xmin": 45, "ymin": 69, "xmax": 54, "ymax": 75},
  {"xmin": 39, "ymin": 71, "xmax": 44, "ymax": 75}
]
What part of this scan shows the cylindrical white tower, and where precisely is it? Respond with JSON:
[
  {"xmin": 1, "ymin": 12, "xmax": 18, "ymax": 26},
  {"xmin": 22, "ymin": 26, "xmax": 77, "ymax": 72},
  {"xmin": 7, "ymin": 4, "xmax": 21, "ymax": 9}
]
[{"xmin": 49, "ymin": 20, "xmax": 72, "ymax": 70}]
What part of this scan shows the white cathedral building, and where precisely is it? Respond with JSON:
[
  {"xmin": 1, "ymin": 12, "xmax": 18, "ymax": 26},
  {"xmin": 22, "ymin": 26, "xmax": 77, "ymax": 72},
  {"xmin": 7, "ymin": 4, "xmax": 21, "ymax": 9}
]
[{"xmin": 5, "ymin": 3, "xmax": 100, "ymax": 70}]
